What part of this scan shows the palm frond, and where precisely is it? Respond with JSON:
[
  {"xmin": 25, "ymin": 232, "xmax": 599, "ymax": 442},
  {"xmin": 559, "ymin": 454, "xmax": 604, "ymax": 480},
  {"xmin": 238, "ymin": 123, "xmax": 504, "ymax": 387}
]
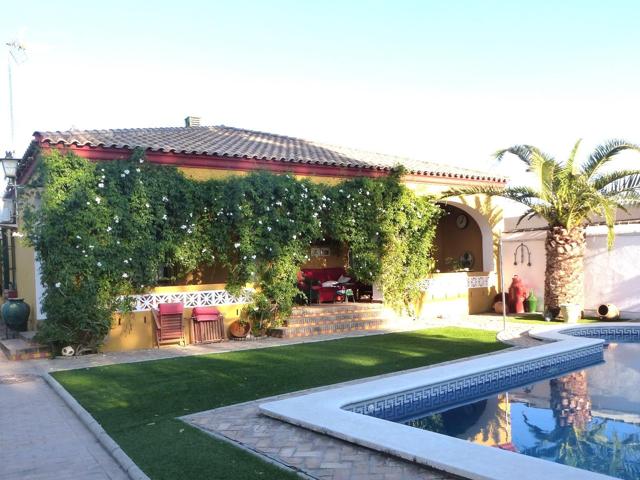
[
  {"xmin": 564, "ymin": 139, "xmax": 582, "ymax": 176},
  {"xmin": 440, "ymin": 186, "xmax": 506, "ymax": 199},
  {"xmin": 581, "ymin": 139, "xmax": 640, "ymax": 180},
  {"xmin": 494, "ymin": 145, "xmax": 554, "ymax": 166},
  {"xmin": 595, "ymin": 172, "xmax": 640, "ymax": 195}
]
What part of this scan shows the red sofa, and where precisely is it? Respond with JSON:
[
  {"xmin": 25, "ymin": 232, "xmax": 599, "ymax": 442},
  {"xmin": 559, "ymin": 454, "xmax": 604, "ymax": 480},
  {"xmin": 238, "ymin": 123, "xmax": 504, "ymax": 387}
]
[{"xmin": 298, "ymin": 268, "xmax": 346, "ymax": 303}]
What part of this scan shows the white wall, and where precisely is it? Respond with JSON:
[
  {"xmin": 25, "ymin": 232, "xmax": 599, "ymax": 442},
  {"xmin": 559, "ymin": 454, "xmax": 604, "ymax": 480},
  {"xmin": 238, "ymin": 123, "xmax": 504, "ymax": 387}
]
[
  {"xmin": 502, "ymin": 223, "xmax": 640, "ymax": 319},
  {"xmin": 502, "ymin": 232, "xmax": 546, "ymax": 312},
  {"xmin": 584, "ymin": 225, "xmax": 640, "ymax": 318}
]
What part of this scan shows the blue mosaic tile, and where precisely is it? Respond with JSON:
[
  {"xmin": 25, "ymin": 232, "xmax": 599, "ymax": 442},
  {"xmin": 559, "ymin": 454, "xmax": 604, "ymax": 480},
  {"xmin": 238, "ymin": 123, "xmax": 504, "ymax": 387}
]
[{"xmin": 345, "ymin": 344, "xmax": 603, "ymax": 422}]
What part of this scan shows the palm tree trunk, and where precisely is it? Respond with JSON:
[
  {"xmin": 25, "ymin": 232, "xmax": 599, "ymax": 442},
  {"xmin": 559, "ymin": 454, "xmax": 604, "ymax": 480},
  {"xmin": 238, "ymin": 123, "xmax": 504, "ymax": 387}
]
[{"xmin": 544, "ymin": 226, "xmax": 586, "ymax": 312}]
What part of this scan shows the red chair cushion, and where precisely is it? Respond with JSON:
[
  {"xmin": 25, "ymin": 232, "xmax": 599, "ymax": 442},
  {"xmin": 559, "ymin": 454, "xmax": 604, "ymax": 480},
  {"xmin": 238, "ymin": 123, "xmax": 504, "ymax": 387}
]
[{"xmin": 159, "ymin": 302, "xmax": 184, "ymax": 315}]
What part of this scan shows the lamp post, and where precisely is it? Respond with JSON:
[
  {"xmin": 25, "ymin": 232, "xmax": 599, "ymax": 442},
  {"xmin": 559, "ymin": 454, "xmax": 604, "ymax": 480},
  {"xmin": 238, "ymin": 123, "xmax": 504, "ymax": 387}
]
[
  {"xmin": 1, "ymin": 153, "xmax": 19, "ymax": 226},
  {"xmin": 499, "ymin": 234, "xmax": 507, "ymax": 331},
  {"xmin": 1, "ymin": 153, "xmax": 19, "ymax": 293}
]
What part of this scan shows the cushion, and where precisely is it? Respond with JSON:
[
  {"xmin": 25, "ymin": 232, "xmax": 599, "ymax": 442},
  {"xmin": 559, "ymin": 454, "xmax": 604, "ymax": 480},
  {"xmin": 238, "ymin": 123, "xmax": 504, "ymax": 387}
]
[
  {"xmin": 337, "ymin": 275, "xmax": 351, "ymax": 283},
  {"xmin": 158, "ymin": 303, "xmax": 183, "ymax": 315},
  {"xmin": 322, "ymin": 280, "xmax": 338, "ymax": 287}
]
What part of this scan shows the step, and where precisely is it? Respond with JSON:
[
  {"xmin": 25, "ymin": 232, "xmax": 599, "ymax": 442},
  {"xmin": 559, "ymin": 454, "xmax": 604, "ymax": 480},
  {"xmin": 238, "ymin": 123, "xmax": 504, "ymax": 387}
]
[
  {"xmin": 290, "ymin": 303, "xmax": 384, "ymax": 318},
  {"xmin": 286, "ymin": 313, "xmax": 388, "ymax": 327},
  {"xmin": 269, "ymin": 318, "xmax": 388, "ymax": 338},
  {"xmin": 0, "ymin": 338, "xmax": 51, "ymax": 361}
]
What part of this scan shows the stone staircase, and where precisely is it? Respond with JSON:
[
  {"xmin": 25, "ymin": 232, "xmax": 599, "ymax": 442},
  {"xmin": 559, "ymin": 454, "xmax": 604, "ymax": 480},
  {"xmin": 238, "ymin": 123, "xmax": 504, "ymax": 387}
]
[
  {"xmin": 0, "ymin": 330, "xmax": 51, "ymax": 361},
  {"xmin": 269, "ymin": 303, "xmax": 390, "ymax": 338}
]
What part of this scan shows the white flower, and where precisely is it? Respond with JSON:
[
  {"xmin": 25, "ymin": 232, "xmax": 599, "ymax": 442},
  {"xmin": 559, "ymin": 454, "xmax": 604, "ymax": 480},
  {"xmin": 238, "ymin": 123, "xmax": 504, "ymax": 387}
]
[
  {"xmin": 145, "ymin": 203, "xmax": 150, "ymax": 208},
  {"xmin": 139, "ymin": 158, "xmax": 144, "ymax": 163},
  {"xmin": 124, "ymin": 259, "xmax": 129, "ymax": 264},
  {"xmin": 253, "ymin": 307, "xmax": 259, "ymax": 311},
  {"xmin": 106, "ymin": 227, "xmax": 112, "ymax": 232},
  {"xmin": 136, "ymin": 168, "xmax": 141, "ymax": 173},
  {"xmin": 116, "ymin": 240, "xmax": 120, "ymax": 245},
  {"xmin": 124, "ymin": 169, "xmax": 130, "ymax": 175},
  {"xmin": 234, "ymin": 242, "xmax": 241, "ymax": 248},
  {"xmin": 201, "ymin": 248, "xmax": 207, "ymax": 253},
  {"xmin": 267, "ymin": 226, "xmax": 272, "ymax": 231},
  {"xmin": 97, "ymin": 262, "xmax": 102, "ymax": 267},
  {"xmin": 180, "ymin": 225, "xmax": 187, "ymax": 229},
  {"xmin": 122, "ymin": 273, "xmax": 129, "ymax": 278},
  {"xmin": 243, "ymin": 256, "xmax": 247, "ymax": 260},
  {"xmin": 292, "ymin": 234, "xmax": 296, "ymax": 240},
  {"xmin": 251, "ymin": 255, "xmax": 256, "ymax": 259},
  {"xmin": 187, "ymin": 229, "xmax": 192, "ymax": 234},
  {"xmin": 121, "ymin": 173, "xmax": 126, "ymax": 178},
  {"xmin": 98, "ymin": 183, "xmax": 104, "ymax": 188},
  {"xmin": 189, "ymin": 213, "xmax": 193, "ymax": 218},
  {"xmin": 162, "ymin": 214, "xmax": 168, "ymax": 220},
  {"xmin": 86, "ymin": 201, "xmax": 90, "ymax": 205},
  {"xmin": 258, "ymin": 220, "xmax": 262, "ymax": 225},
  {"xmin": 55, "ymin": 282, "xmax": 61, "ymax": 288},
  {"xmin": 162, "ymin": 196, "xmax": 169, "ymax": 202},
  {"xmin": 114, "ymin": 216, "xmax": 119, "ymax": 223},
  {"xmin": 11, "ymin": 231, "xmax": 24, "ymax": 238},
  {"xmin": 89, "ymin": 245, "xmax": 94, "ymax": 249},
  {"xmin": 76, "ymin": 235, "xmax": 82, "ymax": 239}
]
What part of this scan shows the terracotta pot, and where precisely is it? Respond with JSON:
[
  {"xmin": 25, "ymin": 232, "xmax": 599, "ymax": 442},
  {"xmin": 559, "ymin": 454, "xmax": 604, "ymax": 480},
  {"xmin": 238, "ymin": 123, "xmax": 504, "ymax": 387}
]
[
  {"xmin": 597, "ymin": 304, "xmax": 619, "ymax": 321},
  {"xmin": 228, "ymin": 320, "xmax": 251, "ymax": 338}
]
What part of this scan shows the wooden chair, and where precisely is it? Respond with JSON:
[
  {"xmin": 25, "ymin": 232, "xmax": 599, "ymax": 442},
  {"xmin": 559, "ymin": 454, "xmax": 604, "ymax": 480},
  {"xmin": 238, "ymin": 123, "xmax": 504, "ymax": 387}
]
[
  {"xmin": 191, "ymin": 306, "xmax": 224, "ymax": 344},
  {"xmin": 152, "ymin": 302, "xmax": 185, "ymax": 347}
]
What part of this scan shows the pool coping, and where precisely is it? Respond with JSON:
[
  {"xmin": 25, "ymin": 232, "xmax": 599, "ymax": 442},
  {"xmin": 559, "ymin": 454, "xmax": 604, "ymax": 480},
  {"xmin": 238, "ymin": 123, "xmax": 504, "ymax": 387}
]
[{"xmin": 260, "ymin": 323, "xmax": 638, "ymax": 480}]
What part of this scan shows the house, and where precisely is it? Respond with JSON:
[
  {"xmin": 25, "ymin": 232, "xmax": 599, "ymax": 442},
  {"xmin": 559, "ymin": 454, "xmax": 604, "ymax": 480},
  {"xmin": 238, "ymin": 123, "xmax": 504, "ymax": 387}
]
[{"xmin": 4, "ymin": 118, "xmax": 506, "ymax": 351}]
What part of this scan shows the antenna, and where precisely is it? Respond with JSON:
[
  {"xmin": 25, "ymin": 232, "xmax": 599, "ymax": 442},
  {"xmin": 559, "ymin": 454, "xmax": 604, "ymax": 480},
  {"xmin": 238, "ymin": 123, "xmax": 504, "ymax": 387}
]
[{"xmin": 6, "ymin": 40, "xmax": 27, "ymax": 156}]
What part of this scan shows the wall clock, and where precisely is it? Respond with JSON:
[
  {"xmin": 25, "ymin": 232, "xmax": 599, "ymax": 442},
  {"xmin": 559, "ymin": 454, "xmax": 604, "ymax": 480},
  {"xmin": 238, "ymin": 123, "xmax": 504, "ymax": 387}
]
[{"xmin": 455, "ymin": 213, "xmax": 468, "ymax": 229}]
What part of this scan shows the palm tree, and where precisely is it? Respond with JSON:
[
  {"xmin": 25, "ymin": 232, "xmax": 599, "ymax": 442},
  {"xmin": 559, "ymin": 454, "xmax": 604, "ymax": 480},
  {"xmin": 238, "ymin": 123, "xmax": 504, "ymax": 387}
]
[{"xmin": 445, "ymin": 140, "xmax": 640, "ymax": 312}]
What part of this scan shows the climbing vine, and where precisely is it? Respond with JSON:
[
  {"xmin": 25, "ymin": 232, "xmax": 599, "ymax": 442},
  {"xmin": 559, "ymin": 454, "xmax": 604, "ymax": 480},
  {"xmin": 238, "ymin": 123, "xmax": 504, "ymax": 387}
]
[{"xmin": 23, "ymin": 150, "xmax": 441, "ymax": 351}]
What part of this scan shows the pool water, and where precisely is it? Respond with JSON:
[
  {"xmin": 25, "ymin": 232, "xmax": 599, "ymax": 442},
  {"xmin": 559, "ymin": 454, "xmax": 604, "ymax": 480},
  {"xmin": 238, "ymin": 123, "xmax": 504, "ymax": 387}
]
[{"xmin": 403, "ymin": 343, "xmax": 640, "ymax": 479}]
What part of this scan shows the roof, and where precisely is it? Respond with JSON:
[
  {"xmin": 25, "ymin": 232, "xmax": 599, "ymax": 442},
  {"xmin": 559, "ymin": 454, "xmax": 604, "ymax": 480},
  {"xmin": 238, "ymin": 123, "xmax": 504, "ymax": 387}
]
[{"xmin": 30, "ymin": 125, "xmax": 506, "ymax": 183}]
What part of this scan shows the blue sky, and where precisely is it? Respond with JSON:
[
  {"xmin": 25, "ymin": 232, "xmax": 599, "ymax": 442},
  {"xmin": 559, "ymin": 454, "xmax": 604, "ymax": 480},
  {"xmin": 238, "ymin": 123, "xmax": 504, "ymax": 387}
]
[{"xmin": 2, "ymin": 0, "xmax": 640, "ymax": 175}]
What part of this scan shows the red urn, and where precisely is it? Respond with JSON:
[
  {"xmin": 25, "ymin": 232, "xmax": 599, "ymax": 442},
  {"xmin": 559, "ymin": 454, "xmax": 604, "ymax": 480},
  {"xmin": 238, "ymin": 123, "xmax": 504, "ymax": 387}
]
[{"xmin": 507, "ymin": 275, "xmax": 528, "ymax": 314}]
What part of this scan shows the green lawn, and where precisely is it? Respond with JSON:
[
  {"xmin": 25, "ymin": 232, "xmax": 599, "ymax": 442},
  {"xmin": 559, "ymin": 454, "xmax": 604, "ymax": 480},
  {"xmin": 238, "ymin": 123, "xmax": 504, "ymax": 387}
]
[{"xmin": 53, "ymin": 327, "xmax": 508, "ymax": 480}]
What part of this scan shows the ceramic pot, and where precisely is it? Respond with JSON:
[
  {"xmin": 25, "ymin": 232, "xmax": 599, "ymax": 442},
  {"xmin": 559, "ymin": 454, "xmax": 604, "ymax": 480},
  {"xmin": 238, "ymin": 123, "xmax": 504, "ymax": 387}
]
[
  {"xmin": 228, "ymin": 320, "xmax": 251, "ymax": 339},
  {"xmin": 597, "ymin": 304, "xmax": 619, "ymax": 321},
  {"xmin": 2, "ymin": 298, "xmax": 31, "ymax": 332}
]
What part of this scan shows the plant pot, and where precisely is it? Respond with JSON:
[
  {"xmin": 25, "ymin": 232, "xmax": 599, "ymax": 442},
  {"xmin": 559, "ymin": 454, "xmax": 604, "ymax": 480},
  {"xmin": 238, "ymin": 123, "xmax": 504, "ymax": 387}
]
[
  {"xmin": 524, "ymin": 292, "xmax": 538, "ymax": 313},
  {"xmin": 228, "ymin": 320, "xmax": 251, "ymax": 339},
  {"xmin": 560, "ymin": 303, "xmax": 581, "ymax": 324},
  {"xmin": 597, "ymin": 303, "xmax": 619, "ymax": 321},
  {"xmin": 2, "ymin": 298, "xmax": 31, "ymax": 332}
]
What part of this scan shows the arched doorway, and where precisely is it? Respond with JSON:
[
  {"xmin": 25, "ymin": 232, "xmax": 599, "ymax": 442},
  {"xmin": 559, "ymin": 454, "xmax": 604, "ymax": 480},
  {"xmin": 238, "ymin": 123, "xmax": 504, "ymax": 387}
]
[{"xmin": 434, "ymin": 204, "xmax": 484, "ymax": 272}]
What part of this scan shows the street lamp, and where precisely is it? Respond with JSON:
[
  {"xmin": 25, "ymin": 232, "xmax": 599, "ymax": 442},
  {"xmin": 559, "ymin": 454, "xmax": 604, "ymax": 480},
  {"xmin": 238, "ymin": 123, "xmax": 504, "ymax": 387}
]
[
  {"xmin": 1, "ymin": 154, "xmax": 19, "ymax": 180},
  {"xmin": 1, "ymin": 152, "xmax": 19, "ymax": 226}
]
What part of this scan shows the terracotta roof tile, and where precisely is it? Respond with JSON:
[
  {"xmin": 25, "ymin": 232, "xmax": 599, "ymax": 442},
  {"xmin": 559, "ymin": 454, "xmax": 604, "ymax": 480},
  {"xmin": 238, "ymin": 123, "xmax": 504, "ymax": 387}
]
[{"xmin": 33, "ymin": 125, "xmax": 505, "ymax": 182}]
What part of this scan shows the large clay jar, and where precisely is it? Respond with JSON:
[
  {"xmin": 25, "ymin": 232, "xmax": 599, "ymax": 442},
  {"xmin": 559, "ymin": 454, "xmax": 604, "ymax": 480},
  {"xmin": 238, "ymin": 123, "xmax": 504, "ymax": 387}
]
[
  {"xmin": 597, "ymin": 304, "xmax": 620, "ymax": 321},
  {"xmin": 228, "ymin": 320, "xmax": 250, "ymax": 339},
  {"xmin": 507, "ymin": 275, "xmax": 527, "ymax": 314},
  {"xmin": 2, "ymin": 298, "xmax": 31, "ymax": 332}
]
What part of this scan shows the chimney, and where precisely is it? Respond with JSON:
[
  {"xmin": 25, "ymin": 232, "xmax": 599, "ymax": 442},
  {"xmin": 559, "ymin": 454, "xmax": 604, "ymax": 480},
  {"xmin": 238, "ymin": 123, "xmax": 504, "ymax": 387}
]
[{"xmin": 184, "ymin": 116, "xmax": 201, "ymax": 127}]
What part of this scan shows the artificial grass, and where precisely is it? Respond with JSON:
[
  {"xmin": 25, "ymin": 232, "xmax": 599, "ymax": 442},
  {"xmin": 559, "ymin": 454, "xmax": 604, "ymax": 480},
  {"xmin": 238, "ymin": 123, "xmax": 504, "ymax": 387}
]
[{"xmin": 53, "ymin": 327, "xmax": 508, "ymax": 480}]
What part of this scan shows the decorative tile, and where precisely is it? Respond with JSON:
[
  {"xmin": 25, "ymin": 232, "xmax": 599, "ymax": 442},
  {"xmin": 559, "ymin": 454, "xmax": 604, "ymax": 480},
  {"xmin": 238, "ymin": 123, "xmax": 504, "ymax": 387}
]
[
  {"xmin": 126, "ymin": 289, "xmax": 252, "ymax": 312},
  {"xmin": 345, "ymin": 343, "xmax": 604, "ymax": 423}
]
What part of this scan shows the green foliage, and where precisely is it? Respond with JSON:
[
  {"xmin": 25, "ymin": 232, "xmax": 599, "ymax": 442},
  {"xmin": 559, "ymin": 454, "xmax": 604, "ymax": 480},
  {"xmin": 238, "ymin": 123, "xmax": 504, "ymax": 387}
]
[
  {"xmin": 446, "ymin": 140, "xmax": 640, "ymax": 247},
  {"xmin": 24, "ymin": 150, "xmax": 440, "ymax": 350}
]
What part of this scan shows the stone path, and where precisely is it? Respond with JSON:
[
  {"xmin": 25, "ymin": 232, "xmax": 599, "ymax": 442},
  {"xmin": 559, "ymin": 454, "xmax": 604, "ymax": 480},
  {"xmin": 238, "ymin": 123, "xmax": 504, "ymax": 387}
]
[
  {"xmin": 0, "ymin": 314, "xmax": 537, "ymax": 480},
  {"xmin": 0, "ymin": 357, "xmax": 128, "ymax": 480},
  {"xmin": 187, "ymin": 400, "xmax": 454, "ymax": 480}
]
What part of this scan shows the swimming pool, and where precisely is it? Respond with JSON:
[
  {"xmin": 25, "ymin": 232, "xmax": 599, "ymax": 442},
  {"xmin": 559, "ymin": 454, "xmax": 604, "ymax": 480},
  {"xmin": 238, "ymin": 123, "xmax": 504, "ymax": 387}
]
[
  {"xmin": 260, "ymin": 324, "xmax": 639, "ymax": 480},
  {"xmin": 400, "ymin": 342, "xmax": 640, "ymax": 479}
]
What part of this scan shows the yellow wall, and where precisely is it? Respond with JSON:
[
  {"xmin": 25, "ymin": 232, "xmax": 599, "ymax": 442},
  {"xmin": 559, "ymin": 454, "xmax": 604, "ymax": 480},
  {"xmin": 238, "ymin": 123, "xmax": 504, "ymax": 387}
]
[
  {"xmin": 417, "ymin": 272, "xmax": 497, "ymax": 319},
  {"xmin": 101, "ymin": 283, "xmax": 246, "ymax": 352},
  {"xmin": 178, "ymin": 166, "xmax": 344, "ymax": 186},
  {"xmin": 13, "ymin": 234, "xmax": 38, "ymax": 329}
]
